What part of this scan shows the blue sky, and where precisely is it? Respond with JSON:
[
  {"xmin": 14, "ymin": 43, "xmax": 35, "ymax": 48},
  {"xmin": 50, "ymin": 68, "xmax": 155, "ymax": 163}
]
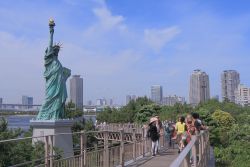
[{"xmin": 1, "ymin": 0, "xmax": 250, "ymax": 105}]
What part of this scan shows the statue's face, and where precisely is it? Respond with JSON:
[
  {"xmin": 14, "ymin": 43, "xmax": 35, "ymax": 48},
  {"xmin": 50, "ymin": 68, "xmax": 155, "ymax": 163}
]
[{"xmin": 54, "ymin": 47, "xmax": 60, "ymax": 55}]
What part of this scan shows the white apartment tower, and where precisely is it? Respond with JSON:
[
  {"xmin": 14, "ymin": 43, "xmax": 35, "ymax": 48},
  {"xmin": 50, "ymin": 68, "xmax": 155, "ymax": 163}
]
[
  {"xmin": 70, "ymin": 75, "xmax": 83, "ymax": 109},
  {"xmin": 235, "ymin": 84, "xmax": 250, "ymax": 106},
  {"xmin": 189, "ymin": 69, "xmax": 210, "ymax": 106},
  {"xmin": 221, "ymin": 70, "xmax": 240, "ymax": 103},
  {"xmin": 151, "ymin": 85, "xmax": 163, "ymax": 105}
]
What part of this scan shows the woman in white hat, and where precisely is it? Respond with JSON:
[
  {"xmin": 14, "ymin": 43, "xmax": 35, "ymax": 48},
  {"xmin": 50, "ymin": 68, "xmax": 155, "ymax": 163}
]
[{"xmin": 147, "ymin": 117, "xmax": 160, "ymax": 156}]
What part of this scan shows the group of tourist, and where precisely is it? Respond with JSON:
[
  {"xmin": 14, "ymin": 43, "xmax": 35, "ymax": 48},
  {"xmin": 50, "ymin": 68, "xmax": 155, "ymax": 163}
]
[{"xmin": 147, "ymin": 113, "xmax": 206, "ymax": 156}]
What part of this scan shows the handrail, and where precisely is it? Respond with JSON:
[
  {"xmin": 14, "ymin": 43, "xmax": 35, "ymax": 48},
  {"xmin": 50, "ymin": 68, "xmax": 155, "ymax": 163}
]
[
  {"xmin": 0, "ymin": 124, "xmax": 142, "ymax": 143},
  {"xmin": 170, "ymin": 130, "xmax": 210, "ymax": 167},
  {"xmin": 170, "ymin": 136, "xmax": 197, "ymax": 167}
]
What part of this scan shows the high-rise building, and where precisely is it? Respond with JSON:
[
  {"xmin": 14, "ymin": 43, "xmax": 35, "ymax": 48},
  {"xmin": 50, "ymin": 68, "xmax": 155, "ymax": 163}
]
[
  {"xmin": 22, "ymin": 96, "xmax": 33, "ymax": 109},
  {"xmin": 96, "ymin": 99, "xmax": 102, "ymax": 106},
  {"xmin": 189, "ymin": 69, "xmax": 210, "ymax": 106},
  {"xmin": 0, "ymin": 98, "xmax": 2, "ymax": 109},
  {"xmin": 151, "ymin": 85, "xmax": 163, "ymax": 105},
  {"xmin": 109, "ymin": 99, "xmax": 113, "ymax": 106},
  {"xmin": 162, "ymin": 95, "xmax": 185, "ymax": 106},
  {"xmin": 126, "ymin": 95, "xmax": 137, "ymax": 105},
  {"xmin": 70, "ymin": 75, "xmax": 83, "ymax": 109},
  {"xmin": 235, "ymin": 84, "xmax": 250, "ymax": 106},
  {"xmin": 221, "ymin": 70, "xmax": 240, "ymax": 103},
  {"xmin": 96, "ymin": 98, "xmax": 107, "ymax": 106},
  {"xmin": 126, "ymin": 95, "xmax": 131, "ymax": 105}
]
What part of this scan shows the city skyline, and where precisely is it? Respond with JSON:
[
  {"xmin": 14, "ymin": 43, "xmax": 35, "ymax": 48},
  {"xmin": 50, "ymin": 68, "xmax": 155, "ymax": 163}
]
[
  {"xmin": 0, "ymin": 68, "xmax": 249, "ymax": 105},
  {"xmin": 1, "ymin": 0, "xmax": 250, "ymax": 104}
]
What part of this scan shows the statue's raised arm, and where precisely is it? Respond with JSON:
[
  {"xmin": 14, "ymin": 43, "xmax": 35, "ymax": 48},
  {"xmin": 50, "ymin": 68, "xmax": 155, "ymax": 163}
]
[{"xmin": 48, "ymin": 19, "xmax": 55, "ymax": 51}]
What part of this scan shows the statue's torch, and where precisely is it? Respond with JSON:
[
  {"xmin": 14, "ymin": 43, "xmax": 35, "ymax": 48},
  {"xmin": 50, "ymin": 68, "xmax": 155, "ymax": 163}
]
[
  {"xmin": 49, "ymin": 18, "xmax": 55, "ymax": 28},
  {"xmin": 48, "ymin": 18, "xmax": 55, "ymax": 48}
]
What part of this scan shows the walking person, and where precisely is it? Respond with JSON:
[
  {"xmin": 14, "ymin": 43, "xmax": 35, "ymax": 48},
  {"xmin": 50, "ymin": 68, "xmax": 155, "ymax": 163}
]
[
  {"xmin": 155, "ymin": 116, "xmax": 163, "ymax": 151},
  {"xmin": 191, "ymin": 112, "xmax": 206, "ymax": 135},
  {"xmin": 147, "ymin": 117, "xmax": 160, "ymax": 156},
  {"xmin": 185, "ymin": 115, "xmax": 195, "ymax": 144},
  {"xmin": 175, "ymin": 116, "xmax": 187, "ymax": 153},
  {"xmin": 164, "ymin": 122, "xmax": 173, "ymax": 147}
]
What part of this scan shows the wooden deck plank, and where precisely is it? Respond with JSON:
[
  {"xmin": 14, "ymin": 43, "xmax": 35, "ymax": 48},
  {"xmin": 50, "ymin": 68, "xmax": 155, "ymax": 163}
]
[{"xmin": 126, "ymin": 148, "xmax": 178, "ymax": 167}]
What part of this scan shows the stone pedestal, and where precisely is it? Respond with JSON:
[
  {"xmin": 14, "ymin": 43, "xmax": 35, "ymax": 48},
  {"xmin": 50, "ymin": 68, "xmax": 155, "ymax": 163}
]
[{"xmin": 30, "ymin": 119, "xmax": 74, "ymax": 158}]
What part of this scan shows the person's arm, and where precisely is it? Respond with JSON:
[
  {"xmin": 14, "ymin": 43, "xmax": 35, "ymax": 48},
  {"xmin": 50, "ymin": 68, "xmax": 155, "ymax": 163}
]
[{"xmin": 48, "ymin": 19, "xmax": 55, "ymax": 51}]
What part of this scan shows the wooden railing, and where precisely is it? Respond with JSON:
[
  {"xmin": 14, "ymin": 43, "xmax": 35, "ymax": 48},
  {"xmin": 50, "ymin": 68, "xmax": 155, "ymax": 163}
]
[
  {"xmin": 1, "ymin": 124, "xmax": 159, "ymax": 167},
  {"xmin": 49, "ymin": 128, "xmax": 156, "ymax": 167},
  {"xmin": 169, "ymin": 130, "xmax": 210, "ymax": 167}
]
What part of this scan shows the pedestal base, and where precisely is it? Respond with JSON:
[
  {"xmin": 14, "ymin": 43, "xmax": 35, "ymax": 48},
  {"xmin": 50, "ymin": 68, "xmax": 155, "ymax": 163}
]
[{"xmin": 30, "ymin": 119, "xmax": 74, "ymax": 158}]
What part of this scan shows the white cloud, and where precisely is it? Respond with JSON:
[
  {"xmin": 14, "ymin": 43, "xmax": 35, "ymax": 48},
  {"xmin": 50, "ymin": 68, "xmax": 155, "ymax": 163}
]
[
  {"xmin": 144, "ymin": 26, "xmax": 181, "ymax": 52},
  {"xmin": 83, "ymin": 0, "xmax": 127, "ymax": 38},
  {"xmin": 93, "ymin": 7, "xmax": 125, "ymax": 30}
]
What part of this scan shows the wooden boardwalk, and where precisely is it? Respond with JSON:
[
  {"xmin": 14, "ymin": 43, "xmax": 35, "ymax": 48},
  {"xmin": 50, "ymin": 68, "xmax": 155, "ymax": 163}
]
[{"xmin": 126, "ymin": 147, "xmax": 178, "ymax": 167}]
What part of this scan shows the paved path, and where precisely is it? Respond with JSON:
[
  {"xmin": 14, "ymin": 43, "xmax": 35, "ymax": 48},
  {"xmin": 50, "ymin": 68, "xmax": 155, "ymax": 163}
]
[{"xmin": 126, "ymin": 147, "xmax": 178, "ymax": 167}]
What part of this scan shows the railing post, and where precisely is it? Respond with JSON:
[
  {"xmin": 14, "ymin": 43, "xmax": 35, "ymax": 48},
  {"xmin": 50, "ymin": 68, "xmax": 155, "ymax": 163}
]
[
  {"xmin": 132, "ymin": 128, "xmax": 136, "ymax": 161},
  {"xmin": 44, "ymin": 135, "xmax": 49, "ymax": 167},
  {"xmin": 192, "ymin": 137, "xmax": 197, "ymax": 167},
  {"xmin": 142, "ymin": 127, "xmax": 145, "ymax": 157},
  {"xmin": 80, "ymin": 130, "xmax": 86, "ymax": 167},
  {"xmin": 206, "ymin": 132, "xmax": 210, "ymax": 166},
  {"xmin": 104, "ymin": 131, "xmax": 109, "ymax": 167},
  {"xmin": 80, "ymin": 131, "xmax": 83, "ymax": 167},
  {"xmin": 201, "ymin": 132, "xmax": 205, "ymax": 166},
  {"xmin": 119, "ymin": 129, "xmax": 125, "ymax": 167},
  {"xmin": 49, "ymin": 135, "xmax": 54, "ymax": 167},
  {"xmin": 198, "ymin": 135, "xmax": 202, "ymax": 165}
]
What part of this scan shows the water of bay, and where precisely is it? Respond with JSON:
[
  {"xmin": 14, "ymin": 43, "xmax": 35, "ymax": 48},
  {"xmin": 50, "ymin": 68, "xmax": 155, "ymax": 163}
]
[
  {"xmin": 1, "ymin": 115, "xmax": 35, "ymax": 131},
  {"xmin": 1, "ymin": 115, "xmax": 96, "ymax": 131}
]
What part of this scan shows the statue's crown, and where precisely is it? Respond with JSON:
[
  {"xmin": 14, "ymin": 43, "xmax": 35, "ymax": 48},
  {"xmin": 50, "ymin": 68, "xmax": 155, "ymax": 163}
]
[{"xmin": 54, "ymin": 42, "xmax": 62, "ymax": 49}]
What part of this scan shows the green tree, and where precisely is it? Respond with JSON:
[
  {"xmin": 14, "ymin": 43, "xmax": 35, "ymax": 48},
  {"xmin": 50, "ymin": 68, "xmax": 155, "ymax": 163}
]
[
  {"xmin": 211, "ymin": 109, "xmax": 235, "ymax": 127},
  {"xmin": 135, "ymin": 104, "xmax": 160, "ymax": 123},
  {"xmin": 65, "ymin": 101, "xmax": 83, "ymax": 119}
]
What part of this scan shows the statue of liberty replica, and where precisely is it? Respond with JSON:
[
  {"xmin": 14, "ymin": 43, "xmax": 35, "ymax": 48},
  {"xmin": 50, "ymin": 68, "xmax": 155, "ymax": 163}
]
[
  {"xmin": 31, "ymin": 19, "xmax": 73, "ymax": 157},
  {"xmin": 37, "ymin": 19, "xmax": 71, "ymax": 120}
]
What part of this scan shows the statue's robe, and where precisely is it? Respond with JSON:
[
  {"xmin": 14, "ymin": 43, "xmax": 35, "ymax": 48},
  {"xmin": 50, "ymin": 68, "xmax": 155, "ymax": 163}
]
[{"xmin": 37, "ymin": 47, "xmax": 71, "ymax": 120}]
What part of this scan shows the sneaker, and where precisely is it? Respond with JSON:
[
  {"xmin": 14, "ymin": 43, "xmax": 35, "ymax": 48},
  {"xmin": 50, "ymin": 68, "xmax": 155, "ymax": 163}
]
[
  {"xmin": 178, "ymin": 149, "xmax": 180, "ymax": 154},
  {"xmin": 152, "ymin": 154, "xmax": 156, "ymax": 157}
]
